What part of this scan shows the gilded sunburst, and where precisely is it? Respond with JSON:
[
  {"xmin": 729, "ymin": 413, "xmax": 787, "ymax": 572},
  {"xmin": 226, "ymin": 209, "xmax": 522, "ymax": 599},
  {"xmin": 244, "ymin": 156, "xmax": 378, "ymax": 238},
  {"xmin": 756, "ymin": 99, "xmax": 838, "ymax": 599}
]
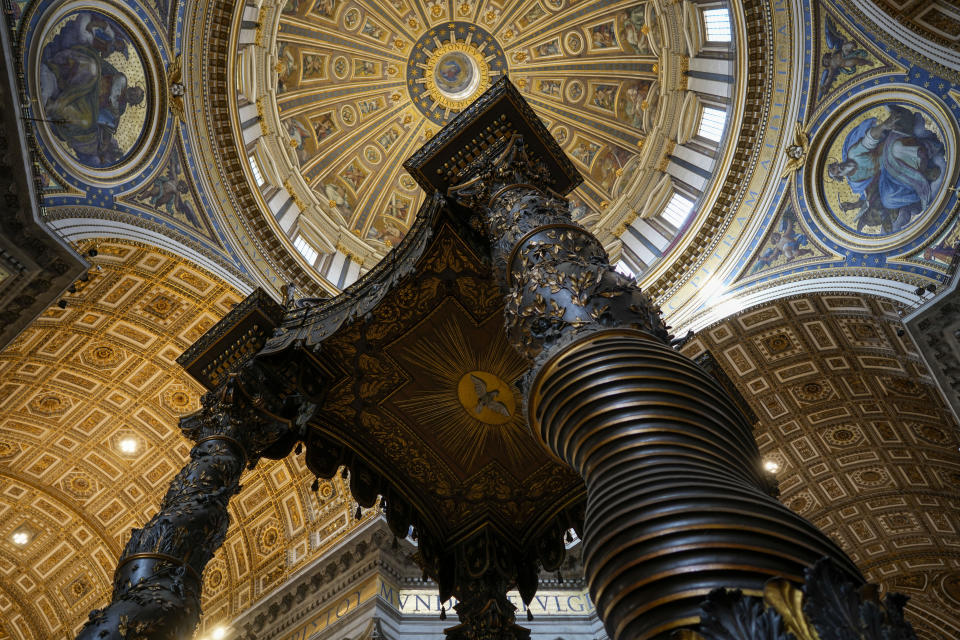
[{"xmin": 386, "ymin": 305, "xmax": 540, "ymax": 477}]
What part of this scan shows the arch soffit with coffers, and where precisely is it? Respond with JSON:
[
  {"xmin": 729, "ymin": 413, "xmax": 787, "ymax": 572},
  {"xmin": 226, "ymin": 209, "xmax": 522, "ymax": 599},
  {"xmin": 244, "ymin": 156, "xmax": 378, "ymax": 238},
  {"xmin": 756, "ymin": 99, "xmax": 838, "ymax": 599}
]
[{"xmin": 681, "ymin": 292, "xmax": 960, "ymax": 639}]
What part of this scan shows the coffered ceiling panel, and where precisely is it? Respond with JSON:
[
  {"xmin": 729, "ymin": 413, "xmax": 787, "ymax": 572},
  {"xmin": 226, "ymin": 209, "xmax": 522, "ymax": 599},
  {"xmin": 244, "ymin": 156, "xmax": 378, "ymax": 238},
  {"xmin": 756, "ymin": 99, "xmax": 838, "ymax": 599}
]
[
  {"xmin": 0, "ymin": 241, "xmax": 364, "ymax": 639},
  {"xmin": 683, "ymin": 293, "xmax": 960, "ymax": 640}
]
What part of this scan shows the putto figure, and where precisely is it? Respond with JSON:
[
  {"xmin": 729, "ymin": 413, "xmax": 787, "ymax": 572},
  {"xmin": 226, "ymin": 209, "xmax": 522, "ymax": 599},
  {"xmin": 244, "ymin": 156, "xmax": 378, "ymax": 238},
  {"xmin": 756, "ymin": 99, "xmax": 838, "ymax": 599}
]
[{"xmin": 819, "ymin": 16, "xmax": 872, "ymax": 91}]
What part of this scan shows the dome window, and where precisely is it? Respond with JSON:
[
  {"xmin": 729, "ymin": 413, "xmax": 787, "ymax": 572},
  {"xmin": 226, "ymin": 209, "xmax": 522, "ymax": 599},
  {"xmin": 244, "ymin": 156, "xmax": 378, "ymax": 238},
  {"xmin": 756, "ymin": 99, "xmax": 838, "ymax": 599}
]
[
  {"xmin": 661, "ymin": 193, "xmax": 695, "ymax": 229},
  {"xmin": 293, "ymin": 235, "xmax": 319, "ymax": 264},
  {"xmin": 248, "ymin": 155, "xmax": 265, "ymax": 187},
  {"xmin": 697, "ymin": 107, "xmax": 727, "ymax": 142},
  {"xmin": 703, "ymin": 8, "xmax": 732, "ymax": 43}
]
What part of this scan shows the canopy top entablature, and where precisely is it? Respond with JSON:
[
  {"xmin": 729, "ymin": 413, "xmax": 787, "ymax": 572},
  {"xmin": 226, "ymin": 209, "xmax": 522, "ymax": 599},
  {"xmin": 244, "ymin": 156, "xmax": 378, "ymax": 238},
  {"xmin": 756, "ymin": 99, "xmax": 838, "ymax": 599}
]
[{"xmin": 404, "ymin": 78, "xmax": 583, "ymax": 198}]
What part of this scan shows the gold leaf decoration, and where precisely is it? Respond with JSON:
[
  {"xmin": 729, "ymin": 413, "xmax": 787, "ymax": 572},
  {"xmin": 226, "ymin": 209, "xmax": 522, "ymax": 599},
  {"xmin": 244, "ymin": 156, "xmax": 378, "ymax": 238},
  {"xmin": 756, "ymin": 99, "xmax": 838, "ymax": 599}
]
[{"xmin": 764, "ymin": 580, "xmax": 822, "ymax": 640}]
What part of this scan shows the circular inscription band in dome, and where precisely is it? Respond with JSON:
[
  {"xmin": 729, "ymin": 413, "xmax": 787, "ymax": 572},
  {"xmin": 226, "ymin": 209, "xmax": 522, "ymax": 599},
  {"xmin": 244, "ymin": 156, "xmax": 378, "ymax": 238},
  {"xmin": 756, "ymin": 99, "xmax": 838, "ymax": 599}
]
[{"xmin": 406, "ymin": 23, "xmax": 507, "ymax": 125}]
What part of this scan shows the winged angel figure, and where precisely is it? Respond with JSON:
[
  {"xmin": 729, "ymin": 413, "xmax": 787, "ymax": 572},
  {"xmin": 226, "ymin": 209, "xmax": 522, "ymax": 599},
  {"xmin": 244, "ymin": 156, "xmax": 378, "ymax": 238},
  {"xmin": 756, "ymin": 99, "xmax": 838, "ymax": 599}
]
[
  {"xmin": 471, "ymin": 374, "xmax": 510, "ymax": 417},
  {"xmin": 820, "ymin": 17, "xmax": 872, "ymax": 92}
]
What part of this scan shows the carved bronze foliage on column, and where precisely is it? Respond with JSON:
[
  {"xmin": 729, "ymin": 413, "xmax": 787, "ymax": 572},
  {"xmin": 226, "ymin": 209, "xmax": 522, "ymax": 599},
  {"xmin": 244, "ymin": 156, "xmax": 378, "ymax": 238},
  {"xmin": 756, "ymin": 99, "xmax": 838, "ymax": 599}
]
[
  {"xmin": 675, "ymin": 559, "xmax": 917, "ymax": 640},
  {"xmin": 449, "ymin": 136, "xmax": 670, "ymax": 363},
  {"xmin": 76, "ymin": 361, "xmax": 296, "ymax": 640}
]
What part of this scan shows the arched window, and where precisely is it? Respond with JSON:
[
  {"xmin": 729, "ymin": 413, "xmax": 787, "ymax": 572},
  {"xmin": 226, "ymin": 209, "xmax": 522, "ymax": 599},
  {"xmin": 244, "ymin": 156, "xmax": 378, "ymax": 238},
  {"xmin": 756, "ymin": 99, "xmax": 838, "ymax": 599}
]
[
  {"xmin": 661, "ymin": 193, "xmax": 695, "ymax": 229},
  {"xmin": 697, "ymin": 107, "xmax": 727, "ymax": 142},
  {"xmin": 293, "ymin": 235, "xmax": 319, "ymax": 264},
  {"xmin": 702, "ymin": 8, "xmax": 732, "ymax": 43},
  {"xmin": 248, "ymin": 155, "xmax": 265, "ymax": 187}
]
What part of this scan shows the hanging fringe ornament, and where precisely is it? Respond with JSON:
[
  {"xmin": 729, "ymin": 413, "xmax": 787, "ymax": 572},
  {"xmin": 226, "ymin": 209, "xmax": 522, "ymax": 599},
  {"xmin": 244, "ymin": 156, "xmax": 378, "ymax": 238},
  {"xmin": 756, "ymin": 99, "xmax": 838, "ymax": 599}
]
[
  {"xmin": 294, "ymin": 442, "xmax": 302, "ymax": 455},
  {"xmin": 526, "ymin": 606, "xmax": 534, "ymax": 622},
  {"xmin": 440, "ymin": 606, "xmax": 446, "ymax": 621},
  {"xmin": 556, "ymin": 570, "xmax": 563, "ymax": 583},
  {"xmin": 392, "ymin": 536, "xmax": 399, "ymax": 550},
  {"xmin": 311, "ymin": 477, "xmax": 319, "ymax": 492},
  {"xmin": 355, "ymin": 505, "xmax": 362, "ymax": 520}
]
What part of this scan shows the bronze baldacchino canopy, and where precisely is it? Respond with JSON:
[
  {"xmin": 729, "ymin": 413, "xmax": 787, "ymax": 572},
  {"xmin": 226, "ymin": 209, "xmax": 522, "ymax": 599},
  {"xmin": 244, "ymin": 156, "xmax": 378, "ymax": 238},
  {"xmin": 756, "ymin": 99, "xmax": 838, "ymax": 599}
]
[{"xmin": 77, "ymin": 79, "xmax": 918, "ymax": 640}]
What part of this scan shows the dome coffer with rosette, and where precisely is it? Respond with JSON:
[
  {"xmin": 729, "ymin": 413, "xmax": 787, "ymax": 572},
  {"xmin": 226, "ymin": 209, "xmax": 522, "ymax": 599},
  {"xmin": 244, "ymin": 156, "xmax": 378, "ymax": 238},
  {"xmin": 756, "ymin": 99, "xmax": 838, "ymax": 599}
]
[{"xmin": 228, "ymin": 0, "xmax": 738, "ymax": 293}]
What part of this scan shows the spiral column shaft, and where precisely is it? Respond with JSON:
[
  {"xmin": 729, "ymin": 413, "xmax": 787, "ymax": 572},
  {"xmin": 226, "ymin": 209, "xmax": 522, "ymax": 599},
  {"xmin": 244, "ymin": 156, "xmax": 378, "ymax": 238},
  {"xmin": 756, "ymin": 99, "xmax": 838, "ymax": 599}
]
[
  {"xmin": 446, "ymin": 135, "xmax": 864, "ymax": 639},
  {"xmin": 529, "ymin": 330, "xmax": 862, "ymax": 639},
  {"xmin": 76, "ymin": 366, "xmax": 292, "ymax": 640}
]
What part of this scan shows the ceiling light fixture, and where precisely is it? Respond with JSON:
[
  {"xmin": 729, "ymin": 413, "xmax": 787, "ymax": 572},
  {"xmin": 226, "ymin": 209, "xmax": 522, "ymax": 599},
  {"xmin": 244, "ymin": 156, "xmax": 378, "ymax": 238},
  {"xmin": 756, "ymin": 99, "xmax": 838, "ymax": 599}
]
[
  {"xmin": 12, "ymin": 532, "xmax": 29, "ymax": 545},
  {"xmin": 211, "ymin": 626, "xmax": 228, "ymax": 640},
  {"xmin": 118, "ymin": 438, "xmax": 138, "ymax": 454},
  {"xmin": 763, "ymin": 459, "xmax": 780, "ymax": 474}
]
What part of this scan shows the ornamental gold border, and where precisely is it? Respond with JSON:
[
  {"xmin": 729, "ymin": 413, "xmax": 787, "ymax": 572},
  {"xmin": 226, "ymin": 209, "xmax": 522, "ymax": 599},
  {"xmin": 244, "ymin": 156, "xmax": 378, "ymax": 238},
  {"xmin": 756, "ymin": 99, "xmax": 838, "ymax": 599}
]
[
  {"xmin": 805, "ymin": 85, "xmax": 959, "ymax": 254},
  {"xmin": 422, "ymin": 42, "xmax": 492, "ymax": 111}
]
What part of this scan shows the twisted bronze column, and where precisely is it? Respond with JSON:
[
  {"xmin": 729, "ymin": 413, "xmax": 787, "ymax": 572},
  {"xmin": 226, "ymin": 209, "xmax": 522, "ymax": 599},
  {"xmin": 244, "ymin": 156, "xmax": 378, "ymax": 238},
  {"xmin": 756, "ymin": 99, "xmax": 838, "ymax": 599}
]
[
  {"xmin": 451, "ymin": 137, "xmax": 864, "ymax": 640},
  {"xmin": 77, "ymin": 363, "xmax": 295, "ymax": 640}
]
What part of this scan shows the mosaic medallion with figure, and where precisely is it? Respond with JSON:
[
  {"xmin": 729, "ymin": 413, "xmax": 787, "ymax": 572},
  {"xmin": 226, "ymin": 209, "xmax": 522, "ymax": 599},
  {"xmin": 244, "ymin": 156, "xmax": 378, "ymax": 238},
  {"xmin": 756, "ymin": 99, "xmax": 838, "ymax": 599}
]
[{"xmin": 808, "ymin": 89, "xmax": 957, "ymax": 252}]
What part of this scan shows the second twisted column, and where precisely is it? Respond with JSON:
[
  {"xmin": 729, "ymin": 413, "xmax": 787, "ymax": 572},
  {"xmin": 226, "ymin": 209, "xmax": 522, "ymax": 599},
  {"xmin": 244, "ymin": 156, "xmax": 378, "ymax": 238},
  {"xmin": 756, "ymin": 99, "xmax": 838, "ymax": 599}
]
[{"xmin": 450, "ymin": 136, "xmax": 863, "ymax": 639}]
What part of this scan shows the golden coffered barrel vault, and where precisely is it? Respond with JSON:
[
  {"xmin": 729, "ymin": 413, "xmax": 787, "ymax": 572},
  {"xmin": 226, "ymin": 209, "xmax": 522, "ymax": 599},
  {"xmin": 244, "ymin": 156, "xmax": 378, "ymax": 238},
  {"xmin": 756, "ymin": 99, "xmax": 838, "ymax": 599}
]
[{"xmin": 529, "ymin": 330, "xmax": 864, "ymax": 639}]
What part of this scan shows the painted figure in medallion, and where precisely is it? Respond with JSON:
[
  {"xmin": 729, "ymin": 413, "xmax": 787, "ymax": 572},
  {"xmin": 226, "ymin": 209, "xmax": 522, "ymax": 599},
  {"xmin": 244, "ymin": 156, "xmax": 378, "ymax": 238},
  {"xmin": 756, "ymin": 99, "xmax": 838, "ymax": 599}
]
[
  {"xmin": 589, "ymin": 23, "xmax": 617, "ymax": 48},
  {"xmin": 362, "ymin": 21, "xmax": 386, "ymax": 40},
  {"xmin": 368, "ymin": 215, "xmax": 405, "ymax": 246},
  {"xmin": 534, "ymin": 40, "xmax": 560, "ymax": 57},
  {"xmin": 276, "ymin": 43, "xmax": 297, "ymax": 93},
  {"xmin": 325, "ymin": 182, "xmax": 354, "ymax": 216},
  {"xmin": 312, "ymin": 112, "xmax": 337, "ymax": 143},
  {"xmin": 139, "ymin": 153, "xmax": 200, "ymax": 228},
  {"xmin": 377, "ymin": 127, "xmax": 400, "ymax": 150},
  {"xmin": 594, "ymin": 146, "xmax": 632, "ymax": 192},
  {"xmin": 591, "ymin": 84, "xmax": 617, "ymax": 111},
  {"xmin": 341, "ymin": 161, "xmax": 368, "ymax": 191},
  {"xmin": 384, "ymin": 194, "xmax": 411, "ymax": 221},
  {"xmin": 571, "ymin": 139, "xmax": 600, "ymax": 167},
  {"xmin": 302, "ymin": 54, "xmax": 326, "ymax": 79},
  {"xmin": 282, "ymin": 0, "xmax": 303, "ymax": 15},
  {"xmin": 826, "ymin": 104, "xmax": 946, "ymax": 235},
  {"xmin": 619, "ymin": 80, "xmax": 652, "ymax": 130},
  {"xmin": 537, "ymin": 79, "xmax": 561, "ymax": 97},
  {"xmin": 568, "ymin": 195, "xmax": 589, "ymax": 221},
  {"xmin": 924, "ymin": 241, "xmax": 957, "ymax": 265},
  {"xmin": 38, "ymin": 11, "xmax": 147, "ymax": 168},
  {"xmin": 312, "ymin": 0, "xmax": 338, "ymax": 19},
  {"xmin": 286, "ymin": 118, "xmax": 312, "ymax": 164}
]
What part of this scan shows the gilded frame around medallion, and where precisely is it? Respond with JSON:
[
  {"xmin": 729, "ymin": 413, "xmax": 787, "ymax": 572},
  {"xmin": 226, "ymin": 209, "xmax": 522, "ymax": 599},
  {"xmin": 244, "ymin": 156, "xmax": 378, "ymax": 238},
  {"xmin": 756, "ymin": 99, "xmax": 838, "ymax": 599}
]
[
  {"xmin": 805, "ymin": 85, "xmax": 958, "ymax": 254},
  {"xmin": 25, "ymin": 0, "xmax": 166, "ymax": 186}
]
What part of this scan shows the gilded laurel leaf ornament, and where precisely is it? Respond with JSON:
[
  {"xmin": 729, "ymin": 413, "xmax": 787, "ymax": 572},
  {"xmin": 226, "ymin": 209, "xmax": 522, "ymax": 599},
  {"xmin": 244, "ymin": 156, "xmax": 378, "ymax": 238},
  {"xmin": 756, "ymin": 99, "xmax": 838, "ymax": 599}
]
[
  {"xmin": 673, "ymin": 559, "xmax": 916, "ymax": 640},
  {"xmin": 764, "ymin": 579, "xmax": 820, "ymax": 640}
]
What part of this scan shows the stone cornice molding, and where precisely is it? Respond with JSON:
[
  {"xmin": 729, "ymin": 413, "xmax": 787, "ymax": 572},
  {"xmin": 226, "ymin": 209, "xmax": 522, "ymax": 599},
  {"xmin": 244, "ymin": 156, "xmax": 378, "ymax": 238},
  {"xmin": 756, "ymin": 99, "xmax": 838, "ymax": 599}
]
[{"xmin": 230, "ymin": 518, "xmax": 416, "ymax": 640}]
